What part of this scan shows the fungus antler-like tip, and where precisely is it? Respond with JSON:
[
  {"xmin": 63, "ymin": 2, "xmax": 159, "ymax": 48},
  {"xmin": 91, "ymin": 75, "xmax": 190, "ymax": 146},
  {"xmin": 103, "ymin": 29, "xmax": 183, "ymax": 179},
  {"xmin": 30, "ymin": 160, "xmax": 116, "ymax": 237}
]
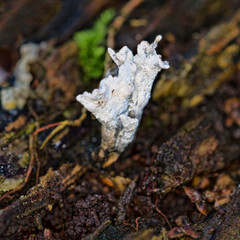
[
  {"xmin": 155, "ymin": 35, "xmax": 162, "ymax": 43},
  {"xmin": 163, "ymin": 60, "xmax": 170, "ymax": 69},
  {"xmin": 76, "ymin": 94, "xmax": 83, "ymax": 104},
  {"xmin": 108, "ymin": 47, "xmax": 122, "ymax": 66},
  {"xmin": 108, "ymin": 47, "xmax": 114, "ymax": 56},
  {"xmin": 151, "ymin": 35, "xmax": 162, "ymax": 49},
  {"xmin": 158, "ymin": 59, "xmax": 170, "ymax": 69}
]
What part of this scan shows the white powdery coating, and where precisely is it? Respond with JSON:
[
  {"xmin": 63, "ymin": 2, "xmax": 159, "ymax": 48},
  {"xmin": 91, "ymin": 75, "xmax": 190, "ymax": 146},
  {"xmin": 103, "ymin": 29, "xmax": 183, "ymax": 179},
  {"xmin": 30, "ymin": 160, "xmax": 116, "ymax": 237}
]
[
  {"xmin": 76, "ymin": 35, "xmax": 169, "ymax": 152},
  {"xmin": 1, "ymin": 43, "xmax": 39, "ymax": 110}
]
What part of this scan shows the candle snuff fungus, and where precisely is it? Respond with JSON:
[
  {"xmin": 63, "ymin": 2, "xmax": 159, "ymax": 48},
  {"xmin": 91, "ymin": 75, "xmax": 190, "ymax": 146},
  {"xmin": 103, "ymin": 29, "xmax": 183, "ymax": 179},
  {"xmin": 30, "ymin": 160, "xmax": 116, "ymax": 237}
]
[{"xmin": 76, "ymin": 35, "xmax": 169, "ymax": 155}]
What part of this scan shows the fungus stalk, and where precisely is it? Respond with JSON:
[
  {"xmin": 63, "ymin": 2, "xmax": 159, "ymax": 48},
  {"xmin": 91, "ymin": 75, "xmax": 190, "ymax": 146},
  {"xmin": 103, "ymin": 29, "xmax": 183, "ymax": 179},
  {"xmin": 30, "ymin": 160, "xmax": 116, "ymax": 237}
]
[{"xmin": 77, "ymin": 35, "xmax": 169, "ymax": 153}]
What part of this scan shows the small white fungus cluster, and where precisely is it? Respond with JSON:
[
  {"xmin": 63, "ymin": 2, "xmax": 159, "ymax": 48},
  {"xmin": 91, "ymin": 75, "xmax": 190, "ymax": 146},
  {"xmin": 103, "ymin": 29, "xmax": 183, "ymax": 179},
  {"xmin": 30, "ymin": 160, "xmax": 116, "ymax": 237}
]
[
  {"xmin": 77, "ymin": 35, "xmax": 169, "ymax": 152},
  {"xmin": 1, "ymin": 43, "xmax": 39, "ymax": 110}
]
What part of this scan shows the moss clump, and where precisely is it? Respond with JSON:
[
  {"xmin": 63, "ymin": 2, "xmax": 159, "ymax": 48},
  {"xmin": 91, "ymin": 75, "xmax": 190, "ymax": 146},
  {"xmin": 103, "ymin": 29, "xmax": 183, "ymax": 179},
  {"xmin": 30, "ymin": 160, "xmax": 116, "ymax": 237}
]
[{"xmin": 73, "ymin": 9, "xmax": 115, "ymax": 81}]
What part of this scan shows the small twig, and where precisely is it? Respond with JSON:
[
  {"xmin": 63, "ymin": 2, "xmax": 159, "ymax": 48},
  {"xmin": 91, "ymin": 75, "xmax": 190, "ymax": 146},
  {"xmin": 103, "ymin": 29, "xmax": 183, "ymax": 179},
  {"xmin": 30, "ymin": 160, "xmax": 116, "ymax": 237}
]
[
  {"xmin": 39, "ymin": 121, "xmax": 68, "ymax": 149},
  {"xmin": 104, "ymin": 0, "xmax": 144, "ymax": 73},
  {"xmin": 28, "ymin": 102, "xmax": 40, "ymax": 123},
  {"xmin": 35, "ymin": 151, "xmax": 40, "ymax": 184},
  {"xmin": 123, "ymin": 217, "xmax": 141, "ymax": 231},
  {"xmin": 135, "ymin": 217, "xmax": 141, "ymax": 231},
  {"xmin": 116, "ymin": 177, "xmax": 138, "ymax": 225},
  {"xmin": 39, "ymin": 108, "xmax": 87, "ymax": 149},
  {"xmin": 155, "ymin": 198, "xmax": 172, "ymax": 229},
  {"xmin": 107, "ymin": 0, "xmax": 144, "ymax": 49},
  {"xmin": 102, "ymin": 152, "xmax": 120, "ymax": 168},
  {"xmin": 89, "ymin": 220, "xmax": 112, "ymax": 240},
  {"xmin": 33, "ymin": 122, "xmax": 62, "ymax": 136},
  {"xmin": 29, "ymin": 102, "xmax": 41, "ymax": 185},
  {"xmin": 71, "ymin": 108, "xmax": 87, "ymax": 127}
]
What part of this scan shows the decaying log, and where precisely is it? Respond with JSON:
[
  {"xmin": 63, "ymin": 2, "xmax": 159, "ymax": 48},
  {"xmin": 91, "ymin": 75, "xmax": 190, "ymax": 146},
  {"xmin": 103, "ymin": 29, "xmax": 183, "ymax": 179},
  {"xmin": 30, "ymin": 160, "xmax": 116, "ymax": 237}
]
[
  {"xmin": 141, "ymin": 109, "xmax": 240, "ymax": 194},
  {"xmin": 0, "ymin": 164, "xmax": 86, "ymax": 239}
]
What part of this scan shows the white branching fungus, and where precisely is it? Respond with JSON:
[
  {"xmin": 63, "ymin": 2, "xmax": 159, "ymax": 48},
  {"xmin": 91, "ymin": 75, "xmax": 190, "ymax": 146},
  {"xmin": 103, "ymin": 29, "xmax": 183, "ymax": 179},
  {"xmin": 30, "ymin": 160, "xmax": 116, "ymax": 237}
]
[{"xmin": 77, "ymin": 35, "xmax": 169, "ymax": 152}]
